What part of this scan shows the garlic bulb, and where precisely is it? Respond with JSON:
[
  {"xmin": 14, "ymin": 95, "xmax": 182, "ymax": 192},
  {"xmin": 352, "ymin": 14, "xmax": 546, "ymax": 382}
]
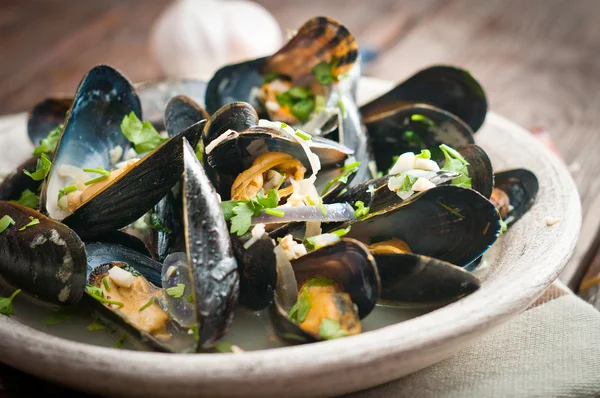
[{"xmin": 151, "ymin": 0, "xmax": 283, "ymax": 78}]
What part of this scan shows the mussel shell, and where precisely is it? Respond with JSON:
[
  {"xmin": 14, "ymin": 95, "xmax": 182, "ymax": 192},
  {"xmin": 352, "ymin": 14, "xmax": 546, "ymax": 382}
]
[
  {"xmin": 364, "ymin": 103, "xmax": 474, "ymax": 173},
  {"xmin": 203, "ymin": 102, "xmax": 259, "ymax": 146},
  {"xmin": 0, "ymin": 202, "xmax": 86, "ymax": 305},
  {"xmin": 58, "ymin": 123, "xmax": 204, "ymax": 238},
  {"xmin": 151, "ymin": 183, "xmax": 184, "ymax": 263},
  {"xmin": 494, "ymin": 168, "xmax": 539, "ymax": 227},
  {"xmin": 231, "ymin": 234, "xmax": 277, "ymax": 311},
  {"xmin": 459, "ymin": 144, "xmax": 494, "ymax": 199},
  {"xmin": 182, "ymin": 138, "xmax": 239, "ymax": 348},
  {"xmin": 85, "ymin": 242, "xmax": 162, "ymax": 286},
  {"xmin": 27, "ymin": 97, "xmax": 71, "ymax": 146},
  {"xmin": 339, "ymin": 185, "xmax": 501, "ymax": 267},
  {"xmin": 375, "ymin": 253, "xmax": 480, "ymax": 306},
  {"xmin": 0, "ymin": 157, "xmax": 41, "ymax": 202},
  {"xmin": 206, "ymin": 125, "xmax": 352, "ymax": 200},
  {"xmin": 360, "ymin": 65, "xmax": 487, "ymax": 132},
  {"xmin": 164, "ymin": 95, "xmax": 209, "ymax": 138},
  {"xmin": 92, "ymin": 231, "xmax": 152, "ymax": 258},
  {"xmin": 269, "ymin": 238, "xmax": 380, "ymax": 345}
]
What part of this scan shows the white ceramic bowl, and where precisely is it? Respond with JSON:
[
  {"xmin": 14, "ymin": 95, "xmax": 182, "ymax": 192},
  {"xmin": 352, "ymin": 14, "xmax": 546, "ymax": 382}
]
[{"xmin": 0, "ymin": 78, "xmax": 580, "ymax": 397}]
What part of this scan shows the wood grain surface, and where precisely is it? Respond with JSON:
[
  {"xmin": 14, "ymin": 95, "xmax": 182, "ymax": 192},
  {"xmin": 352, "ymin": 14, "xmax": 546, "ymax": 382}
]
[{"xmin": 0, "ymin": 0, "xmax": 598, "ymax": 396}]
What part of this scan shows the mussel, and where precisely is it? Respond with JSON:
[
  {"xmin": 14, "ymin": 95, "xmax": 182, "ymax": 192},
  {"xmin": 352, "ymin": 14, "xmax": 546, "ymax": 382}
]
[
  {"xmin": 39, "ymin": 65, "xmax": 203, "ymax": 238},
  {"xmin": 0, "ymin": 201, "xmax": 87, "ymax": 305},
  {"xmin": 491, "ymin": 168, "xmax": 539, "ymax": 228},
  {"xmin": 205, "ymin": 16, "xmax": 371, "ymax": 183},
  {"xmin": 269, "ymin": 238, "xmax": 380, "ymax": 344}
]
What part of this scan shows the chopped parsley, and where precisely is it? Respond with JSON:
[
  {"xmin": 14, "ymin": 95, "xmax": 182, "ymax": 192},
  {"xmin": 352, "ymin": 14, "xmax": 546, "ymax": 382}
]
[
  {"xmin": 265, "ymin": 208, "xmax": 284, "ymax": 217},
  {"xmin": 18, "ymin": 216, "xmax": 39, "ymax": 231},
  {"xmin": 149, "ymin": 213, "xmax": 171, "ymax": 234},
  {"xmin": 87, "ymin": 321, "xmax": 106, "ymax": 331},
  {"xmin": 415, "ymin": 149, "xmax": 431, "ymax": 160},
  {"xmin": 33, "ymin": 124, "xmax": 63, "ymax": 156},
  {"xmin": 83, "ymin": 167, "xmax": 111, "ymax": 186},
  {"xmin": 58, "ymin": 185, "xmax": 78, "ymax": 201},
  {"xmin": 0, "ymin": 289, "xmax": 21, "ymax": 317},
  {"xmin": 0, "ymin": 215, "xmax": 16, "ymax": 233},
  {"xmin": 189, "ymin": 324, "xmax": 199, "ymax": 345},
  {"xmin": 44, "ymin": 307, "xmax": 75, "ymax": 325},
  {"xmin": 86, "ymin": 284, "xmax": 124, "ymax": 307},
  {"xmin": 437, "ymin": 201, "xmax": 465, "ymax": 219},
  {"xmin": 114, "ymin": 335, "xmax": 127, "ymax": 349},
  {"xmin": 295, "ymin": 130, "xmax": 312, "ymax": 141},
  {"xmin": 221, "ymin": 189, "xmax": 280, "ymax": 236},
  {"xmin": 138, "ymin": 298, "xmax": 154, "ymax": 312},
  {"xmin": 499, "ymin": 219, "xmax": 508, "ymax": 235},
  {"xmin": 312, "ymin": 61, "xmax": 336, "ymax": 85},
  {"xmin": 165, "ymin": 283, "xmax": 186, "ymax": 299},
  {"xmin": 354, "ymin": 201, "xmax": 370, "ymax": 218},
  {"xmin": 331, "ymin": 226, "xmax": 351, "ymax": 237},
  {"xmin": 275, "ymin": 87, "xmax": 316, "ymax": 123},
  {"xmin": 439, "ymin": 144, "xmax": 471, "ymax": 188},
  {"xmin": 187, "ymin": 294, "xmax": 194, "ymax": 303},
  {"xmin": 102, "ymin": 278, "xmax": 111, "ymax": 292},
  {"xmin": 411, "ymin": 114, "xmax": 435, "ymax": 127},
  {"xmin": 337, "ymin": 99, "xmax": 347, "ymax": 119},
  {"xmin": 263, "ymin": 72, "xmax": 281, "ymax": 83},
  {"xmin": 288, "ymin": 288, "xmax": 311, "ymax": 324},
  {"xmin": 121, "ymin": 111, "xmax": 168, "ymax": 154},
  {"xmin": 318, "ymin": 318, "xmax": 350, "ymax": 340},
  {"xmin": 321, "ymin": 161, "xmax": 360, "ymax": 196},
  {"xmin": 23, "ymin": 153, "xmax": 51, "ymax": 181},
  {"xmin": 11, "ymin": 189, "xmax": 40, "ymax": 209},
  {"xmin": 214, "ymin": 341, "xmax": 237, "ymax": 353}
]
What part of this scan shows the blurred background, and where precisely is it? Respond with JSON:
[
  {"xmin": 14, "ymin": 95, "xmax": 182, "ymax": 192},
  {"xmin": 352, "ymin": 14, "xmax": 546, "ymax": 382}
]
[{"xmin": 1, "ymin": 0, "xmax": 599, "ymax": 291}]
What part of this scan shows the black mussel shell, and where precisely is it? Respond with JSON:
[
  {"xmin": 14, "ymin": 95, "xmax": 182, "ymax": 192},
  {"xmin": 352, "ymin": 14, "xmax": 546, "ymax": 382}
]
[
  {"xmin": 182, "ymin": 138, "xmax": 239, "ymax": 348},
  {"xmin": 151, "ymin": 183, "xmax": 184, "ymax": 263},
  {"xmin": 203, "ymin": 102, "xmax": 259, "ymax": 146},
  {"xmin": 375, "ymin": 253, "xmax": 480, "ymax": 307},
  {"xmin": 56, "ymin": 122, "xmax": 204, "ymax": 238},
  {"xmin": 231, "ymin": 234, "xmax": 277, "ymax": 311},
  {"xmin": 364, "ymin": 103, "xmax": 474, "ymax": 173},
  {"xmin": 459, "ymin": 144, "xmax": 494, "ymax": 199},
  {"xmin": 338, "ymin": 185, "xmax": 501, "ymax": 267},
  {"xmin": 0, "ymin": 157, "xmax": 41, "ymax": 202},
  {"xmin": 164, "ymin": 95, "xmax": 209, "ymax": 138},
  {"xmin": 360, "ymin": 65, "xmax": 487, "ymax": 132},
  {"xmin": 92, "ymin": 231, "xmax": 152, "ymax": 258},
  {"xmin": 0, "ymin": 202, "xmax": 86, "ymax": 305},
  {"xmin": 27, "ymin": 97, "xmax": 71, "ymax": 146},
  {"xmin": 85, "ymin": 241, "xmax": 162, "ymax": 286},
  {"xmin": 493, "ymin": 168, "xmax": 539, "ymax": 228},
  {"xmin": 270, "ymin": 238, "xmax": 380, "ymax": 345}
]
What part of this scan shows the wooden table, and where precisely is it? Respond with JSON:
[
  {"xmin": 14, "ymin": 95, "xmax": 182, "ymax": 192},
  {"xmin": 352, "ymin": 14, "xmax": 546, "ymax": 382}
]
[{"xmin": 1, "ymin": 0, "xmax": 599, "ymax": 395}]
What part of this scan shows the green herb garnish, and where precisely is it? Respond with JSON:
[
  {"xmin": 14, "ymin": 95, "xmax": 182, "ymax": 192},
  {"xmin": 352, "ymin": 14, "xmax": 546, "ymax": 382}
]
[
  {"xmin": 321, "ymin": 161, "xmax": 360, "ymax": 196},
  {"xmin": 439, "ymin": 144, "xmax": 471, "ymax": 188},
  {"xmin": 215, "ymin": 341, "xmax": 238, "ymax": 353},
  {"xmin": 264, "ymin": 72, "xmax": 281, "ymax": 83},
  {"xmin": 287, "ymin": 87, "xmax": 312, "ymax": 100},
  {"xmin": 102, "ymin": 278, "xmax": 111, "ymax": 292},
  {"xmin": 23, "ymin": 153, "xmax": 51, "ymax": 181},
  {"xmin": 288, "ymin": 288, "xmax": 311, "ymax": 324},
  {"xmin": 86, "ymin": 284, "xmax": 103, "ymax": 298},
  {"xmin": 256, "ymin": 189, "xmax": 279, "ymax": 209},
  {"xmin": 165, "ymin": 283, "xmax": 186, "ymax": 299},
  {"xmin": 83, "ymin": 167, "xmax": 111, "ymax": 186},
  {"xmin": 187, "ymin": 294, "xmax": 194, "ymax": 303},
  {"xmin": 149, "ymin": 213, "xmax": 172, "ymax": 234},
  {"xmin": 337, "ymin": 98, "xmax": 347, "ymax": 119},
  {"xmin": 354, "ymin": 201, "xmax": 370, "ymax": 218},
  {"xmin": 499, "ymin": 219, "xmax": 508, "ymax": 235},
  {"xmin": 87, "ymin": 321, "xmax": 106, "ymax": 331},
  {"xmin": 295, "ymin": 130, "xmax": 312, "ymax": 141},
  {"xmin": 190, "ymin": 324, "xmax": 199, "ymax": 345},
  {"xmin": 290, "ymin": 98, "xmax": 315, "ymax": 123},
  {"xmin": 222, "ymin": 190, "xmax": 280, "ymax": 236},
  {"xmin": 121, "ymin": 111, "xmax": 168, "ymax": 153},
  {"xmin": 58, "ymin": 185, "xmax": 78, "ymax": 201},
  {"xmin": 114, "ymin": 335, "xmax": 127, "ymax": 349},
  {"xmin": 18, "ymin": 216, "xmax": 39, "ymax": 231},
  {"xmin": 312, "ymin": 61, "xmax": 335, "ymax": 85},
  {"xmin": 437, "ymin": 201, "xmax": 465, "ymax": 219},
  {"xmin": 33, "ymin": 124, "xmax": 63, "ymax": 156},
  {"xmin": 0, "ymin": 215, "xmax": 16, "ymax": 233},
  {"xmin": 411, "ymin": 114, "xmax": 435, "ymax": 126},
  {"xmin": 331, "ymin": 226, "xmax": 351, "ymax": 237},
  {"xmin": 265, "ymin": 208, "xmax": 284, "ymax": 217},
  {"xmin": 44, "ymin": 307, "xmax": 75, "ymax": 325},
  {"xmin": 138, "ymin": 298, "xmax": 154, "ymax": 312},
  {"xmin": 415, "ymin": 149, "xmax": 431, "ymax": 160},
  {"xmin": 318, "ymin": 318, "xmax": 350, "ymax": 340},
  {"xmin": 0, "ymin": 289, "xmax": 21, "ymax": 316},
  {"xmin": 12, "ymin": 189, "xmax": 40, "ymax": 209}
]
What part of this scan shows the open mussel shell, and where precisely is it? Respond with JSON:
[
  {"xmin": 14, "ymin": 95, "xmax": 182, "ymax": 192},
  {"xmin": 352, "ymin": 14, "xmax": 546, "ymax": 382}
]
[
  {"xmin": 337, "ymin": 185, "xmax": 502, "ymax": 267},
  {"xmin": 364, "ymin": 103, "xmax": 474, "ymax": 173},
  {"xmin": 40, "ymin": 65, "xmax": 204, "ymax": 237},
  {"xmin": 164, "ymin": 95, "xmax": 209, "ymax": 138},
  {"xmin": 85, "ymin": 241, "xmax": 162, "ymax": 287},
  {"xmin": 231, "ymin": 234, "xmax": 277, "ymax": 311},
  {"xmin": 269, "ymin": 238, "xmax": 380, "ymax": 345},
  {"xmin": 151, "ymin": 183, "xmax": 184, "ymax": 263},
  {"xmin": 181, "ymin": 138, "xmax": 240, "ymax": 348},
  {"xmin": 203, "ymin": 102, "xmax": 260, "ymax": 146},
  {"xmin": 205, "ymin": 16, "xmax": 359, "ymax": 114},
  {"xmin": 27, "ymin": 97, "xmax": 72, "ymax": 146},
  {"xmin": 375, "ymin": 253, "xmax": 480, "ymax": 307},
  {"xmin": 0, "ymin": 202, "xmax": 86, "ymax": 305},
  {"xmin": 360, "ymin": 65, "xmax": 487, "ymax": 132},
  {"xmin": 492, "ymin": 168, "xmax": 539, "ymax": 228}
]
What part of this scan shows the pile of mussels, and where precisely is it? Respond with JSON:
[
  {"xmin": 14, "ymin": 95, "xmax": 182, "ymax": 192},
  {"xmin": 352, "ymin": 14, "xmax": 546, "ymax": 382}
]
[{"xmin": 0, "ymin": 17, "xmax": 538, "ymax": 352}]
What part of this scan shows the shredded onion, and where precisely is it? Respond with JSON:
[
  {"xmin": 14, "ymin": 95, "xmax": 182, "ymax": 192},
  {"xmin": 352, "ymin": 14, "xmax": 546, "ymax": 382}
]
[{"xmin": 205, "ymin": 129, "xmax": 239, "ymax": 155}]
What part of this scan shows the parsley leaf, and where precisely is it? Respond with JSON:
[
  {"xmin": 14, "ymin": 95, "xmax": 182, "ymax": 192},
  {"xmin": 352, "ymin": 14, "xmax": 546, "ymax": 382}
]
[
  {"xmin": 321, "ymin": 161, "xmax": 360, "ymax": 196},
  {"xmin": 114, "ymin": 335, "xmax": 127, "ymax": 349},
  {"xmin": 0, "ymin": 215, "xmax": 16, "ymax": 233},
  {"xmin": 256, "ymin": 189, "xmax": 279, "ymax": 209},
  {"xmin": 57, "ymin": 185, "xmax": 78, "ymax": 201},
  {"xmin": 221, "ymin": 200, "xmax": 242, "ymax": 221},
  {"xmin": 263, "ymin": 72, "xmax": 281, "ymax": 83},
  {"xmin": 440, "ymin": 144, "xmax": 471, "ymax": 188},
  {"xmin": 312, "ymin": 61, "xmax": 335, "ymax": 85},
  {"xmin": 499, "ymin": 219, "xmax": 508, "ymax": 235},
  {"xmin": 354, "ymin": 201, "xmax": 370, "ymax": 218},
  {"xmin": 86, "ymin": 284, "xmax": 103, "ymax": 298},
  {"xmin": 18, "ymin": 216, "xmax": 39, "ymax": 231},
  {"xmin": 149, "ymin": 213, "xmax": 171, "ymax": 234},
  {"xmin": 288, "ymin": 288, "xmax": 311, "ymax": 324},
  {"xmin": 87, "ymin": 321, "xmax": 106, "ymax": 331},
  {"xmin": 23, "ymin": 153, "xmax": 51, "ymax": 181},
  {"xmin": 0, "ymin": 289, "xmax": 21, "ymax": 316},
  {"xmin": 44, "ymin": 307, "xmax": 76, "ymax": 325},
  {"xmin": 331, "ymin": 226, "xmax": 351, "ymax": 237},
  {"xmin": 33, "ymin": 124, "xmax": 63, "ymax": 156},
  {"xmin": 411, "ymin": 114, "xmax": 435, "ymax": 126},
  {"xmin": 318, "ymin": 318, "xmax": 350, "ymax": 340},
  {"xmin": 121, "ymin": 111, "xmax": 168, "ymax": 154},
  {"xmin": 230, "ymin": 201, "xmax": 262, "ymax": 236},
  {"xmin": 165, "ymin": 283, "xmax": 186, "ymax": 299},
  {"xmin": 415, "ymin": 149, "xmax": 431, "ymax": 160}
]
